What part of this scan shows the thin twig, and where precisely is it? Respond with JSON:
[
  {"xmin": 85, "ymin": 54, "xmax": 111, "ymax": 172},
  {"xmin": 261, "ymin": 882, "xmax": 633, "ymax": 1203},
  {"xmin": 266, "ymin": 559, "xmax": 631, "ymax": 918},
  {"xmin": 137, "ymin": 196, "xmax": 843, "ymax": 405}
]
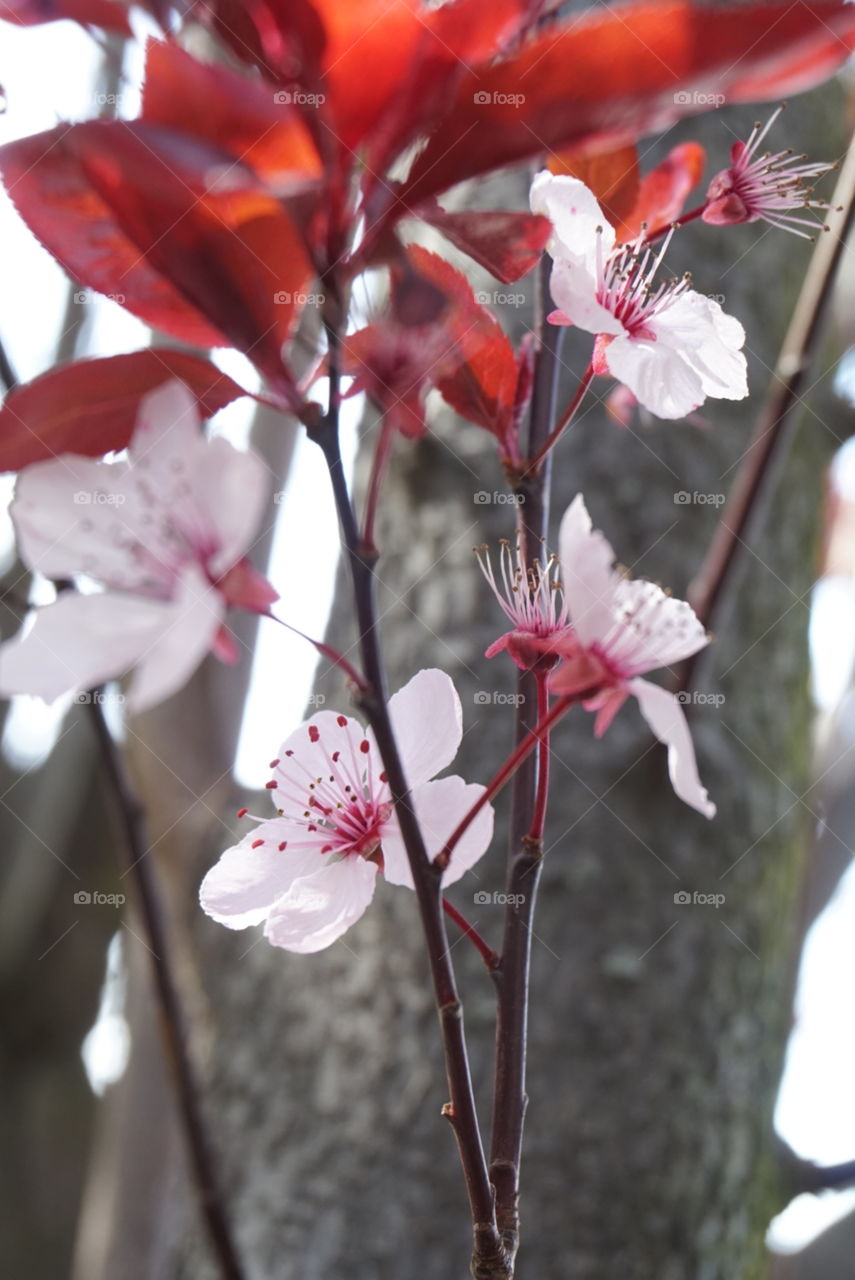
[
  {"xmin": 86, "ymin": 699, "xmax": 246, "ymax": 1280},
  {"xmin": 489, "ymin": 259, "xmax": 565, "ymax": 1262},
  {"xmin": 683, "ymin": 127, "xmax": 855, "ymax": 685},
  {"xmin": 313, "ymin": 306, "xmax": 508, "ymax": 1278},
  {"xmin": 521, "ymin": 360, "xmax": 594, "ymax": 477},
  {"xmin": 443, "ymin": 896, "xmax": 500, "ymax": 970}
]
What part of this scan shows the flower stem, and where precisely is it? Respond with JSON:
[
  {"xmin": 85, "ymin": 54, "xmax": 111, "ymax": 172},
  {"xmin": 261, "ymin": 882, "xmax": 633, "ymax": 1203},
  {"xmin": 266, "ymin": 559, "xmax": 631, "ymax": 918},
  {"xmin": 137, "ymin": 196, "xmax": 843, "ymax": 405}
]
[
  {"xmin": 312, "ymin": 303, "xmax": 509, "ymax": 1278},
  {"xmin": 521, "ymin": 361, "xmax": 594, "ymax": 477},
  {"xmin": 434, "ymin": 693, "xmax": 576, "ymax": 873},
  {"xmin": 526, "ymin": 672, "xmax": 552, "ymax": 842},
  {"xmin": 361, "ymin": 412, "xmax": 395, "ymax": 557},
  {"xmin": 86, "ymin": 697, "xmax": 246, "ymax": 1280},
  {"xmin": 642, "ymin": 202, "xmax": 706, "ymax": 245},
  {"xmin": 442, "ymin": 896, "xmax": 500, "ymax": 970}
]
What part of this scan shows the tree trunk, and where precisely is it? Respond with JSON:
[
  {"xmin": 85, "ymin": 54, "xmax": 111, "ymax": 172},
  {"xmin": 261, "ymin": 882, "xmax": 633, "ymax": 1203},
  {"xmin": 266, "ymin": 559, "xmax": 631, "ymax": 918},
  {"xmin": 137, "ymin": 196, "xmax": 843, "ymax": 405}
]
[{"xmin": 78, "ymin": 89, "xmax": 849, "ymax": 1280}]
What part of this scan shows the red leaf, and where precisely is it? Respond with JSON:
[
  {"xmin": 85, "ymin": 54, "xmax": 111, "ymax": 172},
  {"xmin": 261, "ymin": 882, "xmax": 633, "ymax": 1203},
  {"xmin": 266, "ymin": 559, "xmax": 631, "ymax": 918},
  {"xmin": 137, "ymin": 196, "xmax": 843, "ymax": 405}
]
[
  {"xmin": 400, "ymin": 0, "xmax": 855, "ymax": 206},
  {"xmin": 141, "ymin": 40, "xmax": 322, "ymax": 185},
  {"xmin": 190, "ymin": 0, "xmax": 327, "ymax": 87},
  {"xmin": 0, "ymin": 0, "xmax": 132, "ymax": 32},
  {"xmin": 418, "ymin": 207, "xmax": 551, "ymax": 283},
  {"xmin": 0, "ymin": 121, "xmax": 313, "ymax": 401},
  {"xmin": 618, "ymin": 141, "xmax": 705, "ymax": 240},
  {"xmin": 0, "ymin": 350, "xmax": 249, "ymax": 471},
  {"xmin": 405, "ymin": 246, "xmax": 518, "ymax": 442}
]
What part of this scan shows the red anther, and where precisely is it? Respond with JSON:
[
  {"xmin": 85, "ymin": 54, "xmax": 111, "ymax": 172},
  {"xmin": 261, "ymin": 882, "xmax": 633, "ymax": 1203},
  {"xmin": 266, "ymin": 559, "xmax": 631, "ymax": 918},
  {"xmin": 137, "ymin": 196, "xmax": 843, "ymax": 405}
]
[{"xmin": 309, "ymin": 725, "xmax": 320, "ymax": 743}]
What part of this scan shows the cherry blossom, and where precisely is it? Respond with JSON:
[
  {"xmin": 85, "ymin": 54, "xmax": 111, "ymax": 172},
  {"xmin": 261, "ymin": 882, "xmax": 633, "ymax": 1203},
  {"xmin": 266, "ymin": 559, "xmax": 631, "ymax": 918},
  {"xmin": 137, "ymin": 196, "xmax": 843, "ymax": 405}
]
[
  {"xmin": 550, "ymin": 495, "xmax": 716, "ymax": 818},
  {"xmin": 702, "ymin": 106, "xmax": 835, "ymax": 238},
  {"xmin": 200, "ymin": 668, "xmax": 494, "ymax": 953},
  {"xmin": 530, "ymin": 171, "xmax": 748, "ymax": 420},
  {"xmin": 0, "ymin": 381, "xmax": 276, "ymax": 712},
  {"xmin": 477, "ymin": 538, "xmax": 573, "ymax": 670}
]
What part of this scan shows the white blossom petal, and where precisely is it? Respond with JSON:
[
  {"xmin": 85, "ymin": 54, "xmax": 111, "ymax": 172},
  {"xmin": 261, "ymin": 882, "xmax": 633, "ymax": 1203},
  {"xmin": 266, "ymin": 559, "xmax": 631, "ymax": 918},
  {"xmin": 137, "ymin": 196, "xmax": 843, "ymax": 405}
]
[
  {"xmin": 548, "ymin": 259, "xmax": 625, "ymax": 338},
  {"xmin": 126, "ymin": 564, "xmax": 224, "ymax": 712},
  {"xmin": 604, "ymin": 332, "xmax": 707, "ymax": 420},
  {"xmin": 199, "ymin": 437, "xmax": 272, "ymax": 577},
  {"xmin": 0, "ymin": 589, "xmax": 176, "ymax": 703},
  {"xmin": 530, "ymin": 171, "xmax": 615, "ymax": 263},
  {"xmin": 628, "ymin": 677, "xmax": 716, "ymax": 818},
  {"xmin": 264, "ymin": 856, "xmax": 378, "ymax": 953},
  {"xmin": 381, "ymin": 776, "xmax": 494, "ymax": 889},
  {"xmin": 382, "ymin": 667, "xmax": 463, "ymax": 788},
  {"xmin": 558, "ymin": 495, "xmax": 623, "ymax": 646},
  {"xmin": 199, "ymin": 822, "xmax": 323, "ymax": 929}
]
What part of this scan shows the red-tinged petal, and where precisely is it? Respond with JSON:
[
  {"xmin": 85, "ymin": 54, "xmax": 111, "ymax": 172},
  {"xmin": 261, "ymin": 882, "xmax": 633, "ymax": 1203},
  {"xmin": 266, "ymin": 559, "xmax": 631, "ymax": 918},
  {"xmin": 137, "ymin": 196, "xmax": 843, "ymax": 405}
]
[
  {"xmin": 141, "ymin": 40, "xmax": 323, "ymax": 186},
  {"xmin": 418, "ymin": 206, "xmax": 551, "ymax": 284},
  {"xmin": 0, "ymin": 0, "xmax": 131, "ymax": 32},
  {"xmin": 217, "ymin": 560, "xmax": 279, "ymax": 613},
  {"xmin": 400, "ymin": 0, "xmax": 855, "ymax": 206},
  {"xmin": 618, "ymin": 141, "xmax": 705, "ymax": 240},
  {"xmin": 548, "ymin": 143, "xmax": 641, "ymax": 232},
  {"xmin": 405, "ymin": 246, "xmax": 518, "ymax": 440},
  {"xmin": 0, "ymin": 351, "xmax": 250, "ymax": 472}
]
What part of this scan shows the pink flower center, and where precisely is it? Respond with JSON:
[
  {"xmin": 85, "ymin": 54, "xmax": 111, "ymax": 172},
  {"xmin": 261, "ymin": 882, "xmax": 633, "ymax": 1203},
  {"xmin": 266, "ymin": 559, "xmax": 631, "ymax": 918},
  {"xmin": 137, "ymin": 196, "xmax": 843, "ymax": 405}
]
[
  {"xmin": 594, "ymin": 227, "xmax": 689, "ymax": 339},
  {"xmin": 266, "ymin": 717, "xmax": 393, "ymax": 861}
]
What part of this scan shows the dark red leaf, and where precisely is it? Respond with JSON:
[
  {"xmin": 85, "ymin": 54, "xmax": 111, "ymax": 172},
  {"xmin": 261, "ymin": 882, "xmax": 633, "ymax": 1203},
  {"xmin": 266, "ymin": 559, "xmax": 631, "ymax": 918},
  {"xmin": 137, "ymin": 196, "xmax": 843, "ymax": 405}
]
[
  {"xmin": 0, "ymin": 350, "xmax": 249, "ymax": 471},
  {"xmin": 418, "ymin": 206, "xmax": 551, "ymax": 284},
  {"xmin": 0, "ymin": 121, "xmax": 314, "ymax": 401},
  {"xmin": 141, "ymin": 40, "xmax": 322, "ymax": 185},
  {"xmin": 190, "ymin": 0, "xmax": 327, "ymax": 87},
  {"xmin": 0, "ymin": 0, "xmax": 132, "ymax": 32},
  {"xmin": 400, "ymin": 0, "xmax": 855, "ymax": 206},
  {"xmin": 405, "ymin": 246, "xmax": 518, "ymax": 442}
]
